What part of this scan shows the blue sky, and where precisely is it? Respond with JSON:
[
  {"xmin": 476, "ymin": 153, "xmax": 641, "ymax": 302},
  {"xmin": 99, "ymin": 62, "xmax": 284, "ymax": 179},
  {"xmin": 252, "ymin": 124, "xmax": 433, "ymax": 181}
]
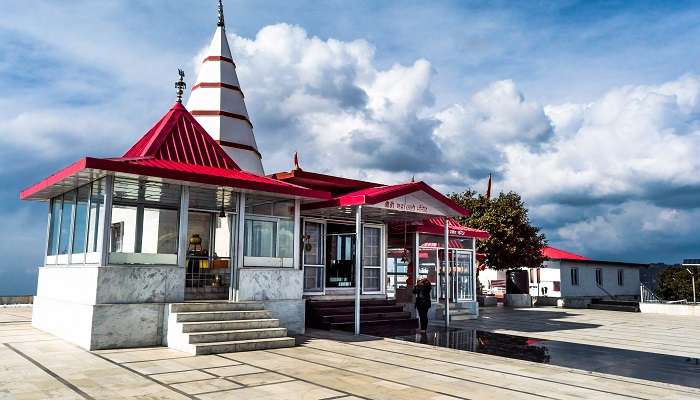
[{"xmin": 2, "ymin": 0, "xmax": 700, "ymax": 295}]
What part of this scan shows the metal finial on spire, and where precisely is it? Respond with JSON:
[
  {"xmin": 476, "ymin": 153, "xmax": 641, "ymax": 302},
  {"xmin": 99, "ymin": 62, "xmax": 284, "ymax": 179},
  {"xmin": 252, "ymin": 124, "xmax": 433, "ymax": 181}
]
[
  {"xmin": 217, "ymin": 0, "xmax": 225, "ymax": 28},
  {"xmin": 175, "ymin": 69, "xmax": 186, "ymax": 103},
  {"xmin": 292, "ymin": 151, "xmax": 301, "ymax": 171}
]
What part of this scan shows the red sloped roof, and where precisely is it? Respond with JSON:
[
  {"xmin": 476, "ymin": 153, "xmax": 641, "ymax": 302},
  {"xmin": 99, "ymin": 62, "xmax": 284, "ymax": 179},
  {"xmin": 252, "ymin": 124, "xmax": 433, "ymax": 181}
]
[
  {"xmin": 302, "ymin": 181, "xmax": 470, "ymax": 217},
  {"xmin": 542, "ymin": 246, "xmax": 589, "ymax": 261},
  {"xmin": 20, "ymin": 103, "xmax": 332, "ymax": 201},
  {"xmin": 121, "ymin": 102, "xmax": 239, "ymax": 170}
]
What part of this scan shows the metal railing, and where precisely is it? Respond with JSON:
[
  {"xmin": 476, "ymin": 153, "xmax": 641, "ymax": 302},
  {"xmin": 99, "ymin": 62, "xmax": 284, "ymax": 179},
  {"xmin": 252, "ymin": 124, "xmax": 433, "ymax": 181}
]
[{"xmin": 640, "ymin": 283, "xmax": 688, "ymax": 304}]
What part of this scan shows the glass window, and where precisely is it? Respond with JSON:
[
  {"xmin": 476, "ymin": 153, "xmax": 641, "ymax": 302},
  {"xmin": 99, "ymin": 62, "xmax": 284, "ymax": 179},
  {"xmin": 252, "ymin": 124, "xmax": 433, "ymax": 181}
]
[
  {"xmin": 86, "ymin": 179, "xmax": 104, "ymax": 253},
  {"xmin": 109, "ymin": 179, "xmax": 180, "ymax": 265},
  {"xmin": 189, "ymin": 187, "xmax": 237, "ymax": 212},
  {"xmin": 243, "ymin": 196, "xmax": 295, "ymax": 266},
  {"xmin": 571, "ymin": 267, "xmax": 579, "ymax": 286},
  {"xmin": 110, "ymin": 205, "xmax": 137, "ymax": 253},
  {"xmin": 72, "ymin": 185, "xmax": 90, "ymax": 254},
  {"xmin": 617, "ymin": 269, "xmax": 624, "ymax": 286},
  {"xmin": 303, "ymin": 222, "xmax": 323, "ymax": 266},
  {"xmin": 141, "ymin": 208, "xmax": 178, "ymax": 254},
  {"xmin": 363, "ymin": 227, "xmax": 381, "ymax": 267},
  {"xmin": 595, "ymin": 268, "xmax": 603, "ymax": 286},
  {"xmin": 245, "ymin": 219, "xmax": 275, "ymax": 257},
  {"xmin": 419, "ymin": 234, "xmax": 444, "ymax": 248},
  {"xmin": 58, "ymin": 191, "xmax": 76, "ymax": 255},
  {"xmin": 214, "ymin": 215, "xmax": 231, "ymax": 259},
  {"xmin": 47, "ymin": 197, "xmax": 62, "ymax": 256}
]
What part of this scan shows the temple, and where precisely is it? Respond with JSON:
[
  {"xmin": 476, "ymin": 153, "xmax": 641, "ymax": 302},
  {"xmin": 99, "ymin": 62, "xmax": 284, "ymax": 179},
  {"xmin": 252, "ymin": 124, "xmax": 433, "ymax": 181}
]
[{"xmin": 20, "ymin": 2, "xmax": 487, "ymax": 354}]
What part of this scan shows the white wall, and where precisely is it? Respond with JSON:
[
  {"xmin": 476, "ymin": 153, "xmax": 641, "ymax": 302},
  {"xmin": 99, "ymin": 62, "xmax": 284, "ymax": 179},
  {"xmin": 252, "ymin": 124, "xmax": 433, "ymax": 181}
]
[
  {"xmin": 528, "ymin": 261, "xmax": 562, "ymax": 298},
  {"xmin": 559, "ymin": 261, "xmax": 640, "ymax": 298}
]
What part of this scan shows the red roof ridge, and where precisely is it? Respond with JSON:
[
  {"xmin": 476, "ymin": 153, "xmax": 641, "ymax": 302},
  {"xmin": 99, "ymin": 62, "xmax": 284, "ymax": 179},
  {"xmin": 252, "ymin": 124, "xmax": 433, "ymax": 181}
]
[
  {"xmin": 122, "ymin": 102, "xmax": 240, "ymax": 170},
  {"xmin": 542, "ymin": 246, "xmax": 590, "ymax": 261}
]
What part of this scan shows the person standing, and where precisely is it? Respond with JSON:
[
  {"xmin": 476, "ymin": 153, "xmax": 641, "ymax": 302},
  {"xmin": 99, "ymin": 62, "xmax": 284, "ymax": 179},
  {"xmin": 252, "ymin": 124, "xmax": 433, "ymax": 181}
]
[{"xmin": 413, "ymin": 278, "xmax": 432, "ymax": 332}]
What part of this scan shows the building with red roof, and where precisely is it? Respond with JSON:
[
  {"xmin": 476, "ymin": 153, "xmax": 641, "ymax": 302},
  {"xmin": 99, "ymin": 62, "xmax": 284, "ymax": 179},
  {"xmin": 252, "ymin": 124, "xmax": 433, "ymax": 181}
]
[
  {"xmin": 479, "ymin": 245, "xmax": 646, "ymax": 308},
  {"xmin": 21, "ymin": 2, "xmax": 487, "ymax": 352}
]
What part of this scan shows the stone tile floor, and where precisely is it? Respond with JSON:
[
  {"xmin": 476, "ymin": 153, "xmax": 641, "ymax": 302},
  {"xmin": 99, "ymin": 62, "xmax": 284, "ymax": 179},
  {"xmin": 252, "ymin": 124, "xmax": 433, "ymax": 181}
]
[{"xmin": 1, "ymin": 306, "xmax": 699, "ymax": 399}]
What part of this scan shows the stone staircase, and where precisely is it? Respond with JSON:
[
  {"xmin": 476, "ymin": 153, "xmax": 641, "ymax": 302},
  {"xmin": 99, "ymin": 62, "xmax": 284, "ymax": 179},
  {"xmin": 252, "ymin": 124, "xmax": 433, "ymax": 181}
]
[
  {"xmin": 306, "ymin": 299, "xmax": 418, "ymax": 333},
  {"xmin": 166, "ymin": 302, "xmax": 295, "ymax": 355},
  {"xmin": 587, "ymin": 299, "xmax": 640, "ymax": 312}
]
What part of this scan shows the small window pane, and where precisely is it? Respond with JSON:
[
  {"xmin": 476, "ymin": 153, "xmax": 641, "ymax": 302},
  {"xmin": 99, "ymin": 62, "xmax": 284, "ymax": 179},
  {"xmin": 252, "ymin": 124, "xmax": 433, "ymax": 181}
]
[
  {"xmin": 273, "ymin": 200, "xmax": 294, "ymax": 218},
  {"xmin": 214, "ymin": 215, "xmax": 231, "ymax": 259},
  {"xmin": 72, "ymin": 185, "xmax": 90, "ymax": 254},
  {"xmin": 48, "ymin": 197, "xmax": 62, "ymax": 255},
  {"xmin": 278, "ymin": 220, "xmax": 294, "ymax": 258},
  {"xmin": 418, "ymin": 234, "xmax": 444, "ymax": 248},
  {"xmin": 304, "ymin": 266, "xmax": 323, "ymax": 292},
  {"xmin": 58, "ymin": 191, "xmax": 76, "ymax": 255},
  {"xmin": 190, "ymin": 187, "xmax": 237, "ymax": 212},
  {"xmin": 86, "ymin": 179, "xmax": 104, "ymax": 253},
  {"xmin": 141, "ymin": 208, "xmax": 178, "ymax": 254},
  {"xmin": 245, "ymin": 219, "xmax": 275, "ymax": 257},
  {"xmin": 617, "ymin": 269, "xmax": 624, "ymax": 286},
  {"xmin": 363, "ymin": 268, "xmax": 381, "ymax": 291},
  {"xmin": 595, "ymin": 268, "xmax": 603, "ymax": 286},
  {"xmin": 110, "ymin": 205, "xmax": 137, "ymax": 253}
]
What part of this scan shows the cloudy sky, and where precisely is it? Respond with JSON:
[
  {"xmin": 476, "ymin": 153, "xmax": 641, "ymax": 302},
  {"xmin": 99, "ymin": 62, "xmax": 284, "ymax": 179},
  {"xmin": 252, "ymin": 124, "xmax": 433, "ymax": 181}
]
[{"xmin": 2, "ymin": 0, "xmax": 700, "ymax": 295}]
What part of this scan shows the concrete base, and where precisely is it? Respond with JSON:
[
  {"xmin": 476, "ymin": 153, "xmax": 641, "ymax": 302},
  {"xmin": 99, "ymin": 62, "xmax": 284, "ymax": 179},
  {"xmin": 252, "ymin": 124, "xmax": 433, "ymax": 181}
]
[
  {"xmin": 557, "ymin": 297, "xmax": 593, "ymax": 309},
  {"xmin": 478, "ymin": 295, "xmax": 497, "ymax": 307},
  {"xmin": 33, "ymin": 297, "xmax": 165, "ymax": 350},
  {"xmin": 640, "ymin": 303, "xmax": 699, "ymax": 317},
  {"xmin": 504, "ymin": 294, "xmax": 532, "ymax": 308},
  {"xmin": 261, "ymin": 299, "xmax": 306, "ymax": 335},
  {"xmin": 533, "ymin": 296, "xmax": 559, "ymax": 307}
]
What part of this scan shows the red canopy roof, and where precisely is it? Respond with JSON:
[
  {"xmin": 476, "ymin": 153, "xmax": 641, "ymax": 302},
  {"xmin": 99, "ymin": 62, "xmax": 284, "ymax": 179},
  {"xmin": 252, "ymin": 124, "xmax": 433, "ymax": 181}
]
[
  {"xmin": 413, "ymin": 217, "xmax": 489, "ymax": 239},
  {"xmin": 20, "ymin": 103, "xmax": 331, "ymax": 201},
  {"xmin": 302, "ymin": 181, "xmax": 470, "ymax": 217},
  {"xmin": 542, "ymin": 246, "xmax": 589, "ymax": 261}
]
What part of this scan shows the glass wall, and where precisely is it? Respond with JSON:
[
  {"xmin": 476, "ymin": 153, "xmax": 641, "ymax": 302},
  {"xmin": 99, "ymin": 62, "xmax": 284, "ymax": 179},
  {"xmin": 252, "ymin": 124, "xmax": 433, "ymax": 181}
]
[
  {"xmin": 108, "ymin": 178, "xmax": 180, "ymax": 265},
  {"xmin": 186, "ymin": 187, "xmax": 236, "ymax": 300},
  {"xmin": 243, "ymin": 195, "xmax": 295, "ymax": 267},
  {"xmin": 417, "ymin": 233, "xmax": 475, "ymax": 302},
  {"xmin": 46, "ymin": 178, "xmax": 104, "ymax": 264}
]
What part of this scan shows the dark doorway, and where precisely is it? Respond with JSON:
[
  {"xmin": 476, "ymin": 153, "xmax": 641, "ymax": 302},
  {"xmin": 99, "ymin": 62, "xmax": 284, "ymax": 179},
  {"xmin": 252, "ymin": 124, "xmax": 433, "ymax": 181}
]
[{"xmin": 326, "ymin": 223, "xmax": 356, "ymax": 288}]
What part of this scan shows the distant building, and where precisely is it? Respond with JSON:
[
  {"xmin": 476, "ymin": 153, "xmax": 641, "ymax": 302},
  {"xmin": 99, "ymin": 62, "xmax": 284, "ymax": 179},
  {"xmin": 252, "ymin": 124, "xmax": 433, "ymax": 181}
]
[{"xmin": 479, "ymin": 246, "xmax": 647, "ymax": 307}]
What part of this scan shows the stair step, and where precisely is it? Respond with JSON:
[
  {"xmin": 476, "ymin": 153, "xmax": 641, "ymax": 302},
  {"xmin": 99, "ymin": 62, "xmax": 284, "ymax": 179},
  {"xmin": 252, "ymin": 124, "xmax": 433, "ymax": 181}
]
[
  {"xmin": 176, "ymin": 310, "xmax": 272, "ymax": 322},
  {"xmin": 321, "ymin": 311, "xmax": 411, "ymax": 323},
  {"xmin": 170, "ymin": 302, "xmax": 264, "ymax": 313},
  {"xmin": 307, "ymin": 299, "xmax": 396, "ymax": 308},
  {"xmin": 314, "ymin": 305, "xmax": 404, "ymax": 315},
  {"xmin": 329, "ymin": 318, "xmax": 418, "ymax": 331},
  {"xmin": 587, "ymin": 304, "xmax": 639, "ymax": 312},
  {"xmin": 187, "ymin": 328, "xmax": 287, "ymax": 343},
  {"xmin": 181, "ymin": 319, "xmax": 280, "ymax": 333},
  {"xmin": 193, "ymin": 337, "xmax": 296, "ymax": 355}
]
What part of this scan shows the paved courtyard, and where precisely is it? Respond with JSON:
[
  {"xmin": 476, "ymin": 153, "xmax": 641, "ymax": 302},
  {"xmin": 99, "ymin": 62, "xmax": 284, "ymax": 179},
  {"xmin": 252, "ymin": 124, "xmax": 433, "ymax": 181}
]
[
  {"xmin": 1, "ymin": 306, "xmax": 699, "ymax": 399},
  {"xmin": 453, "ymin": 306, "xmax": 700, "ymax": 359}
]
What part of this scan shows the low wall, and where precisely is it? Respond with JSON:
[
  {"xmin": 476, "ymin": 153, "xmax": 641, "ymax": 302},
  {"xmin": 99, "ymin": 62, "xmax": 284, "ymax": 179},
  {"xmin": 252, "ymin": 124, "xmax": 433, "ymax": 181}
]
[
  {"xmin": 533, "ymin": 296, "xmax": 558, "ymax": 307},
  {"xmin": 640, "ymin": 303, "xmax": 699, "ymax": 317},
  {"xmin": 504, "ymin": 294, "xmax": 531, "ymax": 308},
  {"xmin": 0, "ymin": 296, "xmax": 34, "ymax": 305}
]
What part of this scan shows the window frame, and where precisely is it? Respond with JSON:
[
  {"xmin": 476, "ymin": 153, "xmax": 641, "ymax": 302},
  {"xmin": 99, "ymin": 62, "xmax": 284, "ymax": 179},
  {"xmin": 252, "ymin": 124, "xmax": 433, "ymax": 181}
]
[
  {"xmin": 595, "ymin": 268, "xmax": 603, "ymax": 287},
  {"xmin": 243, "ymin": 199, "xmax": 295, "ymax": 268},
  {"xmin": 570, "ymin": 267, "xmax": 579, "ymax": 286},
  {"xmin": 302, "ymin": 219, "xmax": 326, "ymax": 294},
  {"xmin": 617, "ymin": 268, "xmax": 624, "ymax": 286},
  {"xmin": 108, "ymin": 178, "xmax": 181, "ymax": 265},
  {"xmin": 362, "ymin": 223, "xmax": 385, "ymax": 294}
]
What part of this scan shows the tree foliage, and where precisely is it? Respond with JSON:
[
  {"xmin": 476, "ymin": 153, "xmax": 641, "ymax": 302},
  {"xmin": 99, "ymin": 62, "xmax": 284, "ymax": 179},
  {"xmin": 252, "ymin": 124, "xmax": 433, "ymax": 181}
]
[
  {"xmin": 450, "ymin": 189, "xmax": 547, "ymax": 271},
  {"xmin": 657, "ymin": 267, "xmax": 699, "ymax": 302}
]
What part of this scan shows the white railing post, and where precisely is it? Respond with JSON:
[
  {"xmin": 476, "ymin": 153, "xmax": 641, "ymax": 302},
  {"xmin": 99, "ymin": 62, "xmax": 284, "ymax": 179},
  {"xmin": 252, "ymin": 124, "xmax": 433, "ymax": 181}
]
[
  {"xmin": 98, "ymin": 175, "xmax": 114, "ymax": 267},
  {"xmin": 444, "ymin": 217, "xmax": 450, "ymax": 328}
]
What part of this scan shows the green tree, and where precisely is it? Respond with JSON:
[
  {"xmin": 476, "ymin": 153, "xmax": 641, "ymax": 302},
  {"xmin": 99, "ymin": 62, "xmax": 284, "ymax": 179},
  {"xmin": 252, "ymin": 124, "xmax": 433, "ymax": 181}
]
[
  {"xmin": 657, "ymin": 267, "xmax": 699, "ymax": 302},
  {"xmin": 450, "ymin": 189, "xmax": 547, "ymax": 271}
]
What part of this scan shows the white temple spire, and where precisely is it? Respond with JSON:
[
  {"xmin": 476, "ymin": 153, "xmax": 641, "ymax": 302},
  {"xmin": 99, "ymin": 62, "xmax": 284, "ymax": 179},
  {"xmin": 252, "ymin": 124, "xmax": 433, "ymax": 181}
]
[{"xmin": 186, "ymin": 0, "xmax": 265, "ymax": 174}]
